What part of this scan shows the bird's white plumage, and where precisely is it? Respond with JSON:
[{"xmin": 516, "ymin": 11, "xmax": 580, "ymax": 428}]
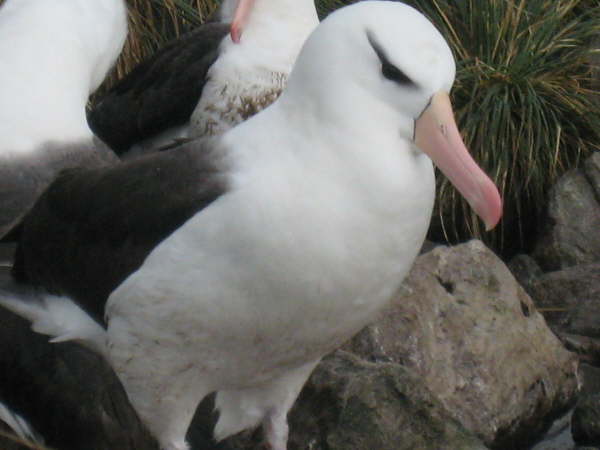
[
  {"xmin": 104, "ymin": 3, "xmax": 453, "ymax": 449},
  {"xmin": 0, "ymin": 289, "xmax": 106, "ymax": 354},
  {"xmin": 0, "ymin": 0, "xmax": 127, "ymax": 154}
]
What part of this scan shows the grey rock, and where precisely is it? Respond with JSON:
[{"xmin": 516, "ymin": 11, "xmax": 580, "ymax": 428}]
[
  {"xmin": 420, "ymin": 239, "xmax": 440, "ymax": 255},
  {"xmin": 508, "ymin": 253, "xmax": 543, "ymax": 293},
  {"xmin": 533, "ymin": 157, "xmax": 600, "ymax": 271},
  {"xmin": 345, "ymin": 240, "xmax": 580, "ymax": 448},
  {"xmin": 559, "ymin": 334, "xmax": 600, "ymax": 367},
  {"xmin": 530, "ymin": 410, "xmax": 575, "ymax": 450},
  {"xmin": 528, "ymin": 263, "xmax": 600, "ymax": 339},
  {"xmin": 581, "ymin": 364, "xmax": 600, "ymax": 397},
  {"xmin": 573, "ymin": 394, "xmax": 600, "ymax": 446},
  {"xmin": 584, "ymin": 152, "xmax": 600, "ymax": 202}
]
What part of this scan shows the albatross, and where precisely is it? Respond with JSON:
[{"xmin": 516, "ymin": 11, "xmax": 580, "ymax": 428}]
[
  {"xmin": 88, "ymin": 0, "xmax": 319, "ymax": 157},
  {"xmin": 1, "ymin": 2, "xmax": 502, "ymax": 450},
  {"xmin": 0, "ymin": 0, "xmax": 127, "ymax": 239}
]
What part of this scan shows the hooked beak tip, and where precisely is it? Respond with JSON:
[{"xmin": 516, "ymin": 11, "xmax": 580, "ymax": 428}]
[
  {"xmin": 481, "ymin": 189, "xmax": 503, "ymax": 231},
  {"xmin": 485, "ymin": 217, "xmax": 500, "ymax": 232},
  {"xmin": 230, "ymin": 0, "xmax": 255, "ymax": 44},
  {"xmin": 230, "ymin": 27, "xmax": 242, "ymax": 43}
]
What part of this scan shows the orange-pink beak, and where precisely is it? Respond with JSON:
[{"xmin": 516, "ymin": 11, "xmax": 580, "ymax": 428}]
[
  {"xmin": 230, "ymin": 0, "xmax": 256, "ymax": 43},
  {"xmin": 415, "ymin": 91, "xmax": 502, "ymax": 231}
]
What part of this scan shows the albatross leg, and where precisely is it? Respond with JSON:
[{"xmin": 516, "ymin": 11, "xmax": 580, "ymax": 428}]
[
  {"xmin": 213, "ymin": 359, "xmax": 320, "ymax": 449},
  {"xmin": 262, "ymin": 408, "xmax": 289, "ymax": 450}
]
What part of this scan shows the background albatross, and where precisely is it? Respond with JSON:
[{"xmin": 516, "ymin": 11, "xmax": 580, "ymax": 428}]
[
  {"xmin": 1, "ymin": 2, "xmax": 502, "ymax": 450},
  {"xmin": 88, "ymin": 0, "xmax": 319, "ymax": 157},
  {"xmin": 0, "ymin": 0, "xmax": 127, "ymax": 240}
]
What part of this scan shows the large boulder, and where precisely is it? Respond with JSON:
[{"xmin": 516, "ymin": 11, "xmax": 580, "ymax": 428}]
[
  {"xmin": 570, "ymin": 365, "xmax": 600, "ymax": 447},
  {"xmin": 533, "ymin": 153, "xmax": 600, "ymax": 271},
  {"xmin": 526, "ymin": 263, "xmax": 600, "ymax": 369},
  {"xmin": 345, "ymin": 240, "xmax": 580, "ymax": 448},
  {"xmin": 528, "ymin": 264, "xmax": 600, "ymax": 339},
  {"xmin": 507, "ymin": 253, "xmax": 543, "ymax": 294}
]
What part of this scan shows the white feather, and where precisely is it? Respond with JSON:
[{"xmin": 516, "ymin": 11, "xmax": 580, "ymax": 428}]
[
  {"xmin": 0, "ymin": 400, "xmax": 44, "ymax": 445},
  {"xmin": 0, "ymin": 288, "xmax": 106, "ymax": 356},
  {"xmin": 103, "ymin": 3, "xmax": 452, "ymax": 448},
  {"xmin": 0, "ymin": 0, "xmax": 127, "ymax": 154}
]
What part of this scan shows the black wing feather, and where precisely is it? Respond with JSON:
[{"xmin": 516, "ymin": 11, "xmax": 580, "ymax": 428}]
[
  {"xmin": 0, "ymin": 139, "xmax": 118, "ymax": 240},
  {"xmin": 88, "ymin": 23, "xmax": 230, "ymax": 153},
  {"xmin": 13, "ymin": 140, "xmax": 228, "ymax": 325}
]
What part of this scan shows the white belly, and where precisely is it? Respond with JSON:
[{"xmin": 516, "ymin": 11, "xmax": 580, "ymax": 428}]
[{"xmin": 105, "ymin": 147, "xmax": 435, "ymax": 389}]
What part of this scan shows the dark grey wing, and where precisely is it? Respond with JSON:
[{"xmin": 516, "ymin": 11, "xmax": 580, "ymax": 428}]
[
  {"xmin": 88, "ymin": 23, "xmax": 230, "ymax": 154},
  {"xmin": 0, "ymin": 139, "xmax": 118, "ymax": 240},
  {"xmin": 12, "ymin": 139, "xmax": 229, "ymax": 325}
]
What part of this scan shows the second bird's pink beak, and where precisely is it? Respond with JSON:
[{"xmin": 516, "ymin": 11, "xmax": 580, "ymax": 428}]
[
  {"xmin": 230, "ymin": 0, "xmax": 256, "ymax": 43},
  {"xmin": 414, "ymin": 91, "xmax": 503, "ymax": 231}
]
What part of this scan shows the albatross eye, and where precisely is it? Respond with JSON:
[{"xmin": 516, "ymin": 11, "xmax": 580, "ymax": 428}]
[
  {"xmin": 367, "ymin": 31, "xmax": 417, "ymax": 87},
  {"xmin": 381, "ymin": 60, "xmax": 413, "ymax": 85}
]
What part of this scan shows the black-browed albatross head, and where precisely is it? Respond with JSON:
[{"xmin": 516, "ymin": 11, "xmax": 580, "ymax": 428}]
[{"xmin": 276, "ymin": 0, "xmax": 502, "ymax": 230}]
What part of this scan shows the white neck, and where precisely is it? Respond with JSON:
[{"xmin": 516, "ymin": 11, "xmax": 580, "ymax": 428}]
[
  {"xmin": 243, "ymin": 0, "xmax": 317, "ymax": 46},
  {"xmin": 217, "ymin": 0, "xmax": 318, "ymax": 75},
  {"xmin": 0, "ymin": 0, "xmax": 127, "ymax": 154}
]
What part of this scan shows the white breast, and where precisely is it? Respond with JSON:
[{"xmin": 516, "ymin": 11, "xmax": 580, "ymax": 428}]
[{"xmin": 106, "ymin": 107, "xmax": 435, "ymax": 388}]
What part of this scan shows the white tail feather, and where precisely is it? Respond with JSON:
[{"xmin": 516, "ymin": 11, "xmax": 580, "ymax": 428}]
[
  {"xmin": 0, "ymin": 400, "xmax": 44, "ymax": 445},
  {"xmin": 0, "ymin": 286, "xmax": 107, "ymax": 357}
]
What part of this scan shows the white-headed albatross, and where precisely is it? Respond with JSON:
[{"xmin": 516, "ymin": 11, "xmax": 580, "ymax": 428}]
[
  {"xmin": 0, "ymin": 0, "xmax": 127, "ymax": 239},
  {"xmin": 0, "ymin": 2, "xmax": 502, "ymax": 450},
  {"xmin": 88, "ymin": 0, "xmax": 319, "ymax": 157}
]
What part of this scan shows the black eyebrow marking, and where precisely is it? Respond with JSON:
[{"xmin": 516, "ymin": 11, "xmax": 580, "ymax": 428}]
[{"xmin": 366, "ymin": 30, "xmax": 418, "ymax": 87}]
